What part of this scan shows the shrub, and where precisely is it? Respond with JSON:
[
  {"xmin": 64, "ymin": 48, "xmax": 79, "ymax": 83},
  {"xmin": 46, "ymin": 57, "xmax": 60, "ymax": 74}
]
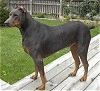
[
  {"xmin": 34, "ymin": 12, "xmax": 45, "ymax": 18},
  {"xmin": 80, "ymin": 0, "xmax": 100, "ymax": 17},
  {"xmin": 62, "ymin": 4, "xmax": 70, "ymax": 16},
  {"xmin": 93, "ymin": 0, "xmax": 100, "ymax": 14},
  {"xmin": 64, "ymin": 15, "xmax": 70, "ymax": 22},
  {"xmin": 80, "ymin": 1, "xmax": 92, "ymax": 17},
  {"xmin": 0, "ymin": 0, "xmax": 9, "ymax": 26}
]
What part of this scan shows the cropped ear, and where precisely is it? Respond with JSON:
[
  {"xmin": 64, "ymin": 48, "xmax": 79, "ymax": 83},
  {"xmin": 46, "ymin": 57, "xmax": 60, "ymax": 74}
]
[
  {"xmin": 18, "ymin": 6, "xmax": 27, "ymax": 13},
  {"xmin": 14, "ymin": 5, "xmax": 18, "ymax": 9}
]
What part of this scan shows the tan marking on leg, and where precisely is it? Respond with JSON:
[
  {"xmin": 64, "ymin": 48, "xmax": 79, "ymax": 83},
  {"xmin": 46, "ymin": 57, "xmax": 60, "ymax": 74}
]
[
  {"xmin": 36, "ymin": 74, "xmax": 46, "ymax": 90},
  {"xmin": 80, "ymin": 63, "xmax": 88, "ymax": 81},
  {"xmin": 30, "ymin": 65, "xmax": 38, "ymax": 80}
]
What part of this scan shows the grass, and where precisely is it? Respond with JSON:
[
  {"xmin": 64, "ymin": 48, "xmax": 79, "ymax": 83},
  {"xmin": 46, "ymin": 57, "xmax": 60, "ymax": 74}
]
[{"xmin": 0, "ymin": 19, "xmax": 100, "ymax": 84}]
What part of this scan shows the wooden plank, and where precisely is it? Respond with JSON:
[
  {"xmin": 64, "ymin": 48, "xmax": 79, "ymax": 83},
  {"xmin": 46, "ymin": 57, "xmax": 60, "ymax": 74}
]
[
  {"xmin": 46, "ymin": 64, "xmax": 75, "ymax": 90},
  {"xmin": 87, "ymin": 46, "xmax": 99, "ymax": 61},
  {"xmin": 89, "ymin": 39, "xmax": 99, "ymax": 52},
  {"xmin": 20, "ymin": 46, "xmax": 99, "ymax": 90},
  {"xmin": 44, "ymin": 52, "xmax": 72, "ymax": 74},
  {"xmin": 1, "ymin": 84, "xmax": 11, "ymax": 90},
  {"xmin": 1, "ymin": 79, "xmax": 7, "ymax": 86},
  {"xmin": 33, "ymin": 3, "xmax": 60, "ymax": 6},
  {"xmin": 53, "ymin": 53, "xmax": 100, "ymax": 90},
  {"xmin": 30, "ymin": 0, "xmax": 32, "ymax": 15},
  {"xmin": 3, "ymin": 78, "xmax": 33, "ymax": 90},
  {"xmin": 90, "ymin": 34, "xmax": 100, "ymax": 44},
  {"xmin": 59, "ymin": 0, "xmax": 63, "ymax": 17},
  {"xmin": 85, "ymin": 75, "xmax": 100, "ymax": 90},
  {"xmin": 1, "ymin": 79, "xmax": 11, "ymax": 90},
  {"xmin": 46, "ymin": 57, "xmax": 74, "ymax": 80}
]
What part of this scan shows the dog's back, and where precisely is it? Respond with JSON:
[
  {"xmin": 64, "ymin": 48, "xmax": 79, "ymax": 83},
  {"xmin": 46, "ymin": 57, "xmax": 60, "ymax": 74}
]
[{"xmin": 39, "ymin": 21, "xmax": 90, "ymax": 57}]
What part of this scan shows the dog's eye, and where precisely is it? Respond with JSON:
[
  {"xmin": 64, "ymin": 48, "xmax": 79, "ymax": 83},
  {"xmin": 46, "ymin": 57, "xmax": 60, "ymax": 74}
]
[
  {"xmin": 13, "ymin": 14, "xmax": 18, "ymax": 17},
  {"xmin": 9, "ymin": 13, "xmax": 11, "ymax": 16}
]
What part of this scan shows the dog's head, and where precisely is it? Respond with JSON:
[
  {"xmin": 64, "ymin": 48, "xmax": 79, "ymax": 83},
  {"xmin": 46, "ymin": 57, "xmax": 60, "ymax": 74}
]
[{"xmin": 4, "ymin": 6, "xmax": 27, "ymax": 27}]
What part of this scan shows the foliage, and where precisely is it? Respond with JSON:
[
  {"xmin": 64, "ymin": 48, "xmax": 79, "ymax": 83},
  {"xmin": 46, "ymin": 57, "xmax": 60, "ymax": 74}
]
[
  {"xmin": 33, "ymin": 12, "xmax": 57, "ymax": 19},
  {"xmin": 35, "ymin": 12, "xmax": 45, "ymax": 18},
  {"xmin": 63, "ymin": 0, "xmax": 100, "ymax": 18},
  {"xmin": 64, "ymin": 15, "xmax": 71, "ymax": 21},
  {"xmin": 93, "ymin": 0, "xmax": 100, "ymax": 14},
  {"xmin": 62, "ymin": 0, "xmax": 76, "ymax": 16},
  {"xmin": 0, "ymin": 0, "xmax": 9, "ymax": 26},
  {"xmin": 62, "ymin": 3, "xmax": 70, "ymax": 15},
  {"xmin": 80, "ymin": 0, "xmax": 100, "ymax": 17}
]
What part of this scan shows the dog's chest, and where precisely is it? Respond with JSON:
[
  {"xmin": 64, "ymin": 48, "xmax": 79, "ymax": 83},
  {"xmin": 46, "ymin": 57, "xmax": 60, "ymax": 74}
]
[
  {"xmin": 23, "ymin": 45, "xmax": 29, "ymax": 54},
  {"xmin": 22, "ymin": 38, "xmax": 31, "ymax": 54}
]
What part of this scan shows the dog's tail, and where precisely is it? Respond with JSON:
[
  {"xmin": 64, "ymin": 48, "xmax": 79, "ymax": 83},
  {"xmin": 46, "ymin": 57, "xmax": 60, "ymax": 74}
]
[{"xmin": 88, "ymin": 26, "xmax": 95, "ymax": 30}]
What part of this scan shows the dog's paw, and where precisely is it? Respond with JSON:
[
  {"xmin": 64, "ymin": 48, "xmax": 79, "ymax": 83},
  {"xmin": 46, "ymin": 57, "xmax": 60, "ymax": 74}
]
[
  {"xmin": 36, "ymin": 85, "xmax": 45, "ymax": 90},
  {"xmin": 30, "ymin": 75, "xmax": 37, "ymax": 80},
  {"xmin": 80, "ymin": 76, "xmax": 87, "ymax": 82},
  {"xmin": 69, "ymin": 72, "xmax": 76, "ymax": 77}
]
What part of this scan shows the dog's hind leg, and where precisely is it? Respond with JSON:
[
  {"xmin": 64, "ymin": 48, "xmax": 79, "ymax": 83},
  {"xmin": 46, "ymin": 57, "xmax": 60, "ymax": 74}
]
[
  {"xmin": 77, "ymin": 35, "xmax": 91, "ymax": 81},
  {"xmin": 78, "ymin": 49, "xmax": 89, "ymax": 81},
  {"xmin": 69, "ymin": 44, "xmax": 80, "ymax": 76}
]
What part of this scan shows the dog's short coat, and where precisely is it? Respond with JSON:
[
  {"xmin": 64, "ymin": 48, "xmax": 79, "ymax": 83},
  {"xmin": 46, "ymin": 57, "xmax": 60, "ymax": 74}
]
[{"xmin": 4, "ymin": 6, "xmax": 95, "ymax": 90}]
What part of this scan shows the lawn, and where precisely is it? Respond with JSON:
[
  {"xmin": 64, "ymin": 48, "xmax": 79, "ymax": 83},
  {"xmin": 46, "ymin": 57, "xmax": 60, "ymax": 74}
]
[{"xmin": 0, "ymin": 19, "xmax": 100, "ymax": 84}]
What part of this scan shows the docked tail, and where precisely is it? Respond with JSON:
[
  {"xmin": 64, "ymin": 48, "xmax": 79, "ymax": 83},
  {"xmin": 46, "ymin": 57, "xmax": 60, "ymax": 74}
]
[{"xmin": 88, "ymin": 26, "xmax": 95, "ymax": 29}]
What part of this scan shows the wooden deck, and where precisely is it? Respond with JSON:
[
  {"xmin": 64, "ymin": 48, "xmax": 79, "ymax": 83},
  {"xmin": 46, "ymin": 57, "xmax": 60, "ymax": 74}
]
[{"xmin": 1, "ymin": 34, "xmax": 100, "ymax": 91}]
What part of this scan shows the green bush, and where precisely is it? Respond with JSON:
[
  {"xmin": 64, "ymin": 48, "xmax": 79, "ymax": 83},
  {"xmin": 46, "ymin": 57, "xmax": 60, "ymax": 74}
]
[
  {"xmin": 80, "ymin": 0, "xmax": 100, "ymax": 17},
  {"xmin": 33, "ymin": 13, "xmax": 57, "ymax": 19},
  {"xmin": 80, "ymin": 1, "xmax": 92, "ymax": 17},
  {"xmin": 0, "ymin": 0, "xmax": 9, "ymax": 26},
  {"xmin": 93, "ymin": 0, "xmax": 100, "ymax": 14},
  {"xmin": 33, "ymin": 12, "xmax": 45, "ymax": 18},
  {"xmin": 62, "ymin": 4, "xmax": 70, "ymax": 15},
  {"xmin": 64, "ymin": 15, "xmax": 71, "ymax": 22}
]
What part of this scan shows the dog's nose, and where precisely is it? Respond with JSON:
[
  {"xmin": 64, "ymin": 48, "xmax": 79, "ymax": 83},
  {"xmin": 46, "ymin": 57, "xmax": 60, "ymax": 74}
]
[{"xmin": 4, "ymin": 22, "xmax": 9, "ymax": 27}]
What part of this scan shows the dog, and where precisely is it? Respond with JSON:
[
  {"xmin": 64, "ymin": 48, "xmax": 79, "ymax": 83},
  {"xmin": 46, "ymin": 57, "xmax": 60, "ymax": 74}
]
[{"xmin": 4, "ymin": 6, "xmax": 95, "ymax": 90}]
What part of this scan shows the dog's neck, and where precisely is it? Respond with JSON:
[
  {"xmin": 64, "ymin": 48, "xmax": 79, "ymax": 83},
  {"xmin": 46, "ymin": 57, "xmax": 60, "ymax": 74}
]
[{"xmin": 19, "ymin": 12, "xmax": 37, "ymax": 36}]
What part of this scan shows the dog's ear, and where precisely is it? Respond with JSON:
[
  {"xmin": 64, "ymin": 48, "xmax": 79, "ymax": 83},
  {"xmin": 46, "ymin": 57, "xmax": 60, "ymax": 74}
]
[
  {"xmin": 14, "ymin": 5, "xmax": 18, "ymax": 9},
  {"xmin": 11, "ymin": 5, "xmax": 18, "ymax": 10},
  {"xmin": 18, "ymin": 6, "xmax": 27, "ymax": 13}
]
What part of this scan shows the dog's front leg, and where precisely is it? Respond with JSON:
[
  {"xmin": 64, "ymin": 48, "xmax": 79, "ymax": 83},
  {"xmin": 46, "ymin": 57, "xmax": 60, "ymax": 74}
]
[
  {"xmin": 32, "ymin": 54, "xmax": 46, "ymax": 90},
  {"xmin": 30, "ymin": 65, "xmax": 38, "ymax": 80}
]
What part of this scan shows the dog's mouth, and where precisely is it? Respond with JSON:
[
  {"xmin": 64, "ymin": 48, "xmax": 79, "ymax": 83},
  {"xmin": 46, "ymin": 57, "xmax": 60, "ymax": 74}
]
[
  {"xmin": 12, "ymin": 19, "xmax": 21, "ymax": 27},
  {"xmin": 4, "ymin": 22, "xmax": 12, "ymax": 27},
  {"xmin": 4, "ymin": 20, "xmax": 21, "ymax": 27},
  {"xmin": 4, "ymin": 19, "xmax": 12, "ymax": 27}
]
